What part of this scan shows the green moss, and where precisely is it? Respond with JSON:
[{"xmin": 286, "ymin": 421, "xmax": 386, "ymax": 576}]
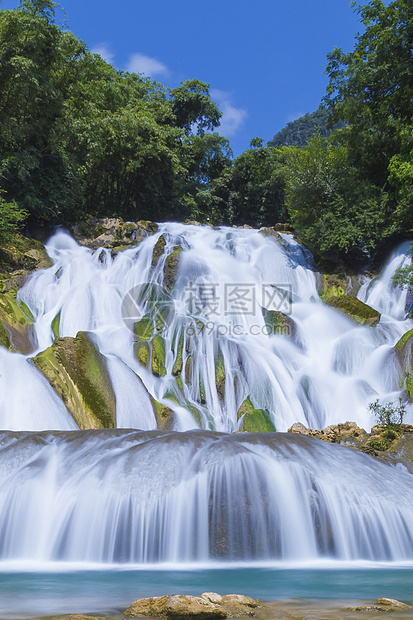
[
  {"xmin": 134, "ymin": 341, "xmax": 150, "ymax": 368},
  {"xmin": 51, "ymin": 312, "xmax": 60, "ymax": 339},
  {"xmin": 163, "ymin": 246, "xmax": 183, "ymax": 291},
  {"xmin": 0, "ymin": 320, "xmax": 10, "ymax": 349},
  {"xmin": 0, "ymin": 290, "xmax": 32, "ymax": 326},
  {"xmin": 406, "ymin": 376, "xmax": 413, "ymax": 397},
  {"xmin": 33, "ymin": 332, "xmax": 116, "ymax": 429},
  {"xmin": 185, "ymin": 355, "xmax": 193, "ymax": 384},
  {"xmin": 0, "ymin": 289, "xmax": 35, "ymax": 353},
  {"xmin": 151, "ymin": 335, "xmax": 166, "ymax": 377},
  {"xmin": 151, "ymin": 235, "xmax": 166, "ymax": 267},
  {"xmin": 367, "ymin": 428, "xmax": 399, "ymax": 452},
  {"xmin": 134, "ymin": 315, "xmax": 154, "ymax": 341},
  {"xmin": 326, "ymin": 295, "xmax": 381, "ymax": 327},
  {"xmin": 395, "ymin": 328, "xmax": 413, "ymax": 351},
  {"xmin": 172, "ymin": 332, "xmax": 184, "ymax": 376},
  {"xmin": 241, "ymin": 409, "xmax": 276, "ymax": 432},
  {"xmin": 215, "ymin": 351, "xmax": 226, "ymax": 400},
  {"xmin": 237, "ymin": 397, "xmax": 255, "ymax": 420},
  {"xmin": 394, "ymin": 329, "xmax": 413, "ymax": 397},
  {"xmin": 319, "ymin": 274, "xmax": 346, "ymax": 302},
  {"xmin": 263, "ymin": 309, "xmax": 294, "ymax": 337},
  {"xmin": 150, "ymin": 397, "xmax": 174, "ymax": 430},
  {"xmin": 189, "ymin": 405, "xmax": 202, "ymax": 428}
]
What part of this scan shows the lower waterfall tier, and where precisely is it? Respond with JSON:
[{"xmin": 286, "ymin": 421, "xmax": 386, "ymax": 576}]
[{"xmin": 0, "ymin": 430, "xmax": 412, "ymax": 565}]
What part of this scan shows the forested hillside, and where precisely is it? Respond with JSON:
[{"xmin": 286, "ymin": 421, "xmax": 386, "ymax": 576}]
[{"xmin": 268, "ymin": 107, "xmax": 341, "ymax": 148}]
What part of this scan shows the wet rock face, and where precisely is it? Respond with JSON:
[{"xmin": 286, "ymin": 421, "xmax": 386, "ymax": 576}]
[
  {"xmin": 124, "ymin": 593, "xmax": 262, "ymax": 619},
  {"xmin": 395, "ymin": 327, "xmax": 413, "ymax": 397},
  {"xmin": 0, "ymin": 236, "xmax": 51, "ymax": 354},
  {"xmin": 325, "ymin": 294, "xmax": 381, "ymax": 327},
  {"xmin": 33, "ymin": 331, "xmax": 117, "ymax": 429},
  {"xmin": 71, "ymin": 218, "xmax": 158, "ymax": 250}
]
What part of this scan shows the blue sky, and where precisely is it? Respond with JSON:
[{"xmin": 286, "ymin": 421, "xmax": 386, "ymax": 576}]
[{"xmin": 6, "ymin": 0, "xmax": 361, "ymax": 156}]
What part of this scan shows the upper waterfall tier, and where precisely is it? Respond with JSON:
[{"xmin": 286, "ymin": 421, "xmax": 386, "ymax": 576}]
[{"xmin": 0, "ymin": 223, "xmax": 412, "ymax": 432}]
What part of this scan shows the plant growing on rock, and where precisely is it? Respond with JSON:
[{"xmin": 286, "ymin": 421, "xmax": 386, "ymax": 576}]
[{"xmin": 369, "ymin": 398, "xmax": 406, "ymax": 426}]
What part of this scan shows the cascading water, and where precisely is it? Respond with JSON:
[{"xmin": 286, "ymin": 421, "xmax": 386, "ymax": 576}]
[
  {"xmin": 0, "ymin": 223, "xmax": 413, "ymax": 572},
  {"xmin": 0, "ymin": 223, "xmax": 411, "ymax": 432},
  {"xmin": 0, "ymin": 430, "xmax": 412, "ymax": 565}
]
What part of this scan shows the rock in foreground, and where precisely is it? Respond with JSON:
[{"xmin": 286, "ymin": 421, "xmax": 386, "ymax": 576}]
[{"xmin": 124, "ymin": 593, "xmax": 261, "ymax": 619}]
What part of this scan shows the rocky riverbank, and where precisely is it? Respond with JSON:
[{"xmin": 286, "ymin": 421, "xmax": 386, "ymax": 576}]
[
  {"xmin": 288, "ymin": 420, "xmax": 413, "ymax": 472},
  {"xmin": 13, "ymin": 595, "xmax": 413, "ymax": 620}
]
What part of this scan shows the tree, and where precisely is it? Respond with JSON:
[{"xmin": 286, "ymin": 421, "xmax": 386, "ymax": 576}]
[
  {"xmin": 284, "ymin": 134, "xmax": 390, "ymax": 265},
  {"xmin": 211, "ymin": 143, "xmax": 287, "ymax": 227},
  {"xmin": 170, "ymin": 79, "xmax": 222, "ymax": 135},
  {"xmin": 0, "ymin": 191, "xmax": 27, "ymax": 243},
  {"xmin": 324, "ymin": 0, "xmax": 413, "ymax": 188}
]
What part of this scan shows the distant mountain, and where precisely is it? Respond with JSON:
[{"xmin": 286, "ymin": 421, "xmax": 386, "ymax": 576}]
[{"xmin": 268, "ymin": 106, "xmax": 344, "ymax": 148}]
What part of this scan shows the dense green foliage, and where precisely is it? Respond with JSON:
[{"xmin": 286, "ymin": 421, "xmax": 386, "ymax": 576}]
[
  {"xmin": 1, "ymin": 0, "xmax": 412, "ymax": 272},
  {"xmin": 0, "ymin": 0, "xmax": 230, "ymax": 228},
  {"xmin": 268, "ymin": 107, "xmax": 343, "ymax": 148},
  {"xmin": 285, "ymin": 0, "xmax": 413, "ymax": 266},
  {"xmin": 208, "ymin": 139, "xmax": 287, "ymax": 227}
]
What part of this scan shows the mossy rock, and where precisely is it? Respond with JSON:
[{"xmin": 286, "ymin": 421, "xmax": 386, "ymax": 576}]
[
  {"xmin": 318, "ymin": 274, "xmax": 363, "ymax": 302},
  {"xmin": 0, "ymin": 235, "xmax": 51, "ymax": 274},
  {"xmin": 163, "ymin": 246, "xmax": 183, "ymax": 291},
  {"xmin": 134, "ymin": 315, "xmax": 154, "ymax": 341},
  {"xmin": 326, "ymin": 295, "xmax": 381, "ymax": 327},
  {"xmin": 151, "ymin": 235, "xmax": 167, "ymax": 267},
  {"xmin": 237, "ymin": 397, "xmax": 255, "ymax": 420},
  {"xmin": 0, "ymin": 289, "xmax": 36, "ymax": 353},
  {"xmin": 172, "ymin": 332, "xmax": 184, "ymax": 376},
  {"xmin": 33, "ymin": 332, "xmax": 116, "ymax": 429},
  {"xmin": 0, "ymin": 320, "xmax": 11, "ymax": 349},
  {"xmin": 395, "ymin": 328, "xmax": 413, "ymax": 397},
  {"xmin": 51, "ymin": 312, "xmax": 61, "ymax": 339},
  {"xmin": 150, "ymin": 397, "xmax": 174, "ymax": 430},
  {"xmin": 71, "ymin": 217, "xmax": 158, "ymax": 250},
  {"xmin": 395, "ymin": 328, "xmax": 413, "ymax": 353},
  {"xmin": 151, "ymin": 335, "xmax": 167, "ymax": 377},
  {"xmin": 134, "ymin": 341, "xmax": 150, "ymax": 369},
  {"xmin": 367, "ymin": 428, "xmax": 399, "ymax": 452},
  {"xmin": 241, "ymin": 409, "xmax": 276, "ymax": 432},
  {"xmin": 263, "ymin": 309, "xmax": 294, "ymax": 337},
  {"xmin": 215, "ymin": 351, "xmax": 226, "ymax": 401}
]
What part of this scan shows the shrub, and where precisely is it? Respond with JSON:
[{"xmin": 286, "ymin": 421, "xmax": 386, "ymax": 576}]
[{"xmin": 368, "ymin": 397, "xmax": 406, "ymax": 426}]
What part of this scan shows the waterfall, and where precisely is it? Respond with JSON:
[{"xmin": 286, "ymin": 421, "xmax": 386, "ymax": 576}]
[
  {"xmin": 0, "ymin": 430, "xmax": 412, "ymax": 565},
  {"xmin": 0, "ymin": 224, "xmax": 410, "ymax": 432}
]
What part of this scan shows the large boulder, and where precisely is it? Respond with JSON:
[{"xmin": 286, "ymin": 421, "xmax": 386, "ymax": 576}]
[
  {"xmin": 124, "ymin": 593, "xmax": 262, "ymax": 619},
  {"xmin": 325, "ymin": 294, "xmax": 381, "ymax": 327},
  {"xmin": 33, "ymin": 332, "xmax": 116, "ymax": 429},
  {"xmin": 124, "ymin": 594, "xmax": 227, "ymax": 619}
]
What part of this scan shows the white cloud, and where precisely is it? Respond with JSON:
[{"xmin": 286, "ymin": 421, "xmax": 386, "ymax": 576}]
[
  {"xmin": 126, "ymin": 53, "xmax": 169, "ymax": 78},
  {"xmin": 211, "ymin": 89, "xmax": 247, "ymax": 137},
  {"xmin": 91, "ymin": 43, "xmax": 115, "ymax": 65}
]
